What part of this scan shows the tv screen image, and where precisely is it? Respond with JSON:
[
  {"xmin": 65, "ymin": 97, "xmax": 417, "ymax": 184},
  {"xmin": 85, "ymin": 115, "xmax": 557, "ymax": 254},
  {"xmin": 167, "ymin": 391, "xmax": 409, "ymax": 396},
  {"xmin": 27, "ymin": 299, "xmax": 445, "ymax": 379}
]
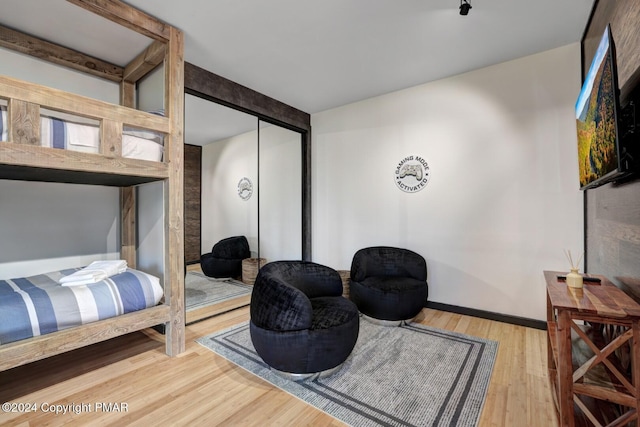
[{"xmin": 575, "ymin": 25, "xmax": 620, "ymax": 189}]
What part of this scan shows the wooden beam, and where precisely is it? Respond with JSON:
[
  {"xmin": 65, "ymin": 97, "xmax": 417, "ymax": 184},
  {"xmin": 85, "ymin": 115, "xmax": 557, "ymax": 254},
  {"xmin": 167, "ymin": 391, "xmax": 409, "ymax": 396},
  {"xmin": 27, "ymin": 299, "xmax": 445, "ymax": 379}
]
[
  {"xmin": 100, "ymin": 119, "xmax": 123, "ymax": 157},
  {"xmin": 124, "ymin": 40, "xmax": 166, "ymax": 83},
  {"xmin": 120, "ymin": 80, "xmax": 135, "ymax": 108},
  {"xmin": 120, "ymin": 187, "xmax": 137, "ymax": 268},
  {"xmin": 0, "ymin": 142, "xmax": 169, "ymax": 180},
  {"xmin": 0, "ymin": 75, "xmax": 169, "ymax": 133},
  {"xmin": 0, "ymin": 164, "xmax": 166, "ymax": 187},
  {"xmin": 119, "ymin": 72, "xmax": 137, "ymax": 271},
  {"xmin": 164, "ymin": 26, "xmax": 186, "ymax": 356},
  {"xmin": 67, "ymin": 0, "xmax": 171, "ymax": 42},
  {"xmin": 184, "ymin": 62, "xmax": 311, "ymax": 133},
  {"xmin": 0, "ymin": 24, "xmax": 123, "ymax": 82},
  {"xmin": 7, "ymin": 99, "xmax": 39, "ymax": 145}
]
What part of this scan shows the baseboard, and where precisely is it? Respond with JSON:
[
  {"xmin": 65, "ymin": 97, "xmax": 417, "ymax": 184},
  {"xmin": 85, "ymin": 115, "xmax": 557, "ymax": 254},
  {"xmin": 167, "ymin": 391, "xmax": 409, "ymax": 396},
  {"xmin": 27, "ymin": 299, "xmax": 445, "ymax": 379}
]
[
  {"xmin": 154, "ymin": 300, "xmax": 545, "ymax": 331},
  {"xmin": 425, "ymin": 301, "xmax": 546, "ymax": 330}
]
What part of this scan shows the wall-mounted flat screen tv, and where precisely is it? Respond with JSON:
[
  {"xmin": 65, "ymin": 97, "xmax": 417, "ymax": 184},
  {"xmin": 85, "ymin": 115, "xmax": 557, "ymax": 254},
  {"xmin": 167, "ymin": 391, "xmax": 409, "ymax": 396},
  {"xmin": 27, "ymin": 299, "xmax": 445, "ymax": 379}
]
[{"xmin": 575, "ymin": 24, "xmax": 625, "ymax": 190}]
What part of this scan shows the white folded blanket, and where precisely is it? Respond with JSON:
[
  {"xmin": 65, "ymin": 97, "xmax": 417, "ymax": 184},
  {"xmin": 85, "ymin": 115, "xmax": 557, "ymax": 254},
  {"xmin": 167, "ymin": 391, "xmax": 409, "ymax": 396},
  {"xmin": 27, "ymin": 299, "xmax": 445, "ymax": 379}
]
[{"xmin": 60, "ymin": 260, "xmax": 128, "ymax": 286}]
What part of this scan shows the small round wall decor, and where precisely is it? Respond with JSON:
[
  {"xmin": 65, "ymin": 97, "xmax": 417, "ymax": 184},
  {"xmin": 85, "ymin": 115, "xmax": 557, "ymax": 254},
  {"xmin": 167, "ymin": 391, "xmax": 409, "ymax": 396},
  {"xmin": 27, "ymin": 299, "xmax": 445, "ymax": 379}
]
[
  {"xmin": 394, "ymin": 155, "xmax": 430, "ymax": 193},
  {"xmin": 237, "ymin": 177, "xmax": 253, "ymax": 201}
]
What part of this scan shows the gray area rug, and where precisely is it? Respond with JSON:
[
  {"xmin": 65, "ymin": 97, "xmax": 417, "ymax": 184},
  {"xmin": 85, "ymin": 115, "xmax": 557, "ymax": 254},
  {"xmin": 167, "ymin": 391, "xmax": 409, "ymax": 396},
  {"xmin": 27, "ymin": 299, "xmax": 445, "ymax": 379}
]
[
  {"xmin": 185, "ymin": 271, "xmax": 252, "ymax": 312},
  {"xmin": 197, "ymin": 317, "xmax": 498, "ymax": 426}
]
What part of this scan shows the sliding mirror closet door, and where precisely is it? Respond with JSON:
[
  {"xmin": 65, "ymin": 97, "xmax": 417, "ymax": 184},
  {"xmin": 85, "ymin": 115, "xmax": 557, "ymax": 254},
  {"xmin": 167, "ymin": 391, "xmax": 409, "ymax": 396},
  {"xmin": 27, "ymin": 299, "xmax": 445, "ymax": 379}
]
[
  {"xmin": 193, "ymin": 98, "xmax": 259, "ymax": 257},
  {"xmin": 184, "ymin": 94, "xmax": 258, "ymax": 322},
  {"xmin": 258, "ymin": 120, "xmax": 302, "ymax": 262}
]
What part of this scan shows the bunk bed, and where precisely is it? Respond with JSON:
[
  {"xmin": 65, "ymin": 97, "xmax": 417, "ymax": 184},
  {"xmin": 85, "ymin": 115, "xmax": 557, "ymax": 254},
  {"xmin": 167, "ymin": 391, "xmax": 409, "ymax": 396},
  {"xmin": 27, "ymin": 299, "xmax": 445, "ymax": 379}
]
[{"xmin": 0, "ymin": 0, "xmax": 185, "ymax": 371}]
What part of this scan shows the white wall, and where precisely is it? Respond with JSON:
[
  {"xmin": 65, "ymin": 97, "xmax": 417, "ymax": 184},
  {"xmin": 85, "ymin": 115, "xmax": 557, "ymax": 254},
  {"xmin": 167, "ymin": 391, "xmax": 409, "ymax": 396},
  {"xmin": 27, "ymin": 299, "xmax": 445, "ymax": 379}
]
[
  {"xmin": 0, "ymin": 47, "xmax": 119, "ymax": 103},
  {"xmin": 137, "ymin": 66, "xmax": 164, "ymax": 112},
  {"xmin": 0, "ymin": 181, "xmax": 119, "ymax": 278},
  {"xmin": 136, "ymin": 182, "xmax": 165, "ymax": 282},
  {"xmin": 311, "ymin": 43, "xmax": 584, "ymax": 321}
]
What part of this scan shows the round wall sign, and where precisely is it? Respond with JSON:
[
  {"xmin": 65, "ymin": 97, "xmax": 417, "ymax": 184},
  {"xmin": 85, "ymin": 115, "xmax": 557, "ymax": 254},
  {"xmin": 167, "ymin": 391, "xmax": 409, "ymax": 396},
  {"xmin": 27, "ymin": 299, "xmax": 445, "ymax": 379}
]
[
  {"xmin": 237, "ymin": 177, "xmax": 253, "ymax": 201},
  {"xmin": 394, "ymin": 155, "xmax": 430, "ymax": 193}
]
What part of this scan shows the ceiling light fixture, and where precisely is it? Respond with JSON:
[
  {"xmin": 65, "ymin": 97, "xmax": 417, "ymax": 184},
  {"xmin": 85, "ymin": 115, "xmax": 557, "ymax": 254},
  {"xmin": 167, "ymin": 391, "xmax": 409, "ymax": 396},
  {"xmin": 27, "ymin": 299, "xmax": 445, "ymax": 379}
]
[{"xmin": 459, "ymin": 0, "xmax": 472, "ymax": 16}]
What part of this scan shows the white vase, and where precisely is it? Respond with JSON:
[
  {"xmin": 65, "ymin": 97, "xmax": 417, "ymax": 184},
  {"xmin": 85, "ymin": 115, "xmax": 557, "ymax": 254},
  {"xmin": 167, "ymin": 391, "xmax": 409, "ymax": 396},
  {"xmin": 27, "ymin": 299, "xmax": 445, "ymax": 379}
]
[{"xmin": 566, "ymin": 268, "xmax": 583, "ymax": 289}]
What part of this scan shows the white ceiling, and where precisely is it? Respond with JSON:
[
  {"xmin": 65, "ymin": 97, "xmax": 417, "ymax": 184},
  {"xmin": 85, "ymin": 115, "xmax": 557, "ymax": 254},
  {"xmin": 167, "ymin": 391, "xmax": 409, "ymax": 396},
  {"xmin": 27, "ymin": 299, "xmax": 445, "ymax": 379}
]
[
  {"xmin": 126, "ymin": 0, "xmax": 595, "ymax": 114},
  {"xmin": 1, "ymin": 0, "xmax": 595, "ymax": 144}
]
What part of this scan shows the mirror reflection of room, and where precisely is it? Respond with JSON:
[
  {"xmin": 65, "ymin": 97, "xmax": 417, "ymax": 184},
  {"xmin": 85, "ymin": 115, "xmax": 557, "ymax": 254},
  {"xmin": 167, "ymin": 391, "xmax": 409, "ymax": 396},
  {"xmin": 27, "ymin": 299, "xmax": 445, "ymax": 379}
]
[
  {"xmin": 258, "ymin": 120, "xmax": 302, "ymax": 261},
  {"xmin": 184, "ymin": 94, "xmax": 258, "ymax": 323},
  {"xmin": 183, "ymin": 94, "xmax": 305, "ymax": 324}
]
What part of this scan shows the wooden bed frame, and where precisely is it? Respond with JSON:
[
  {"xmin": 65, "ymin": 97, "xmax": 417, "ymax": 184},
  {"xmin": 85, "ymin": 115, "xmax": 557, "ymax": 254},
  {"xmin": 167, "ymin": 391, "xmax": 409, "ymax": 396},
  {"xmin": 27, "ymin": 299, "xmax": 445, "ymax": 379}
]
[{"xmin": 0, "ymin": 0, "xmax": 185, "ymax": 371}]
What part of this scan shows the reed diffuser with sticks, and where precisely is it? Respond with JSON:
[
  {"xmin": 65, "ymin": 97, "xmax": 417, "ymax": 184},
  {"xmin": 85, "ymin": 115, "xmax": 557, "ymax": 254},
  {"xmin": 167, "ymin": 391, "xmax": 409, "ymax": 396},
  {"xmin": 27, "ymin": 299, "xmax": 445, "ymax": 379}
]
[{"xmin": 564, "ymin": 249, "xmax": 584, "ymax": 289}]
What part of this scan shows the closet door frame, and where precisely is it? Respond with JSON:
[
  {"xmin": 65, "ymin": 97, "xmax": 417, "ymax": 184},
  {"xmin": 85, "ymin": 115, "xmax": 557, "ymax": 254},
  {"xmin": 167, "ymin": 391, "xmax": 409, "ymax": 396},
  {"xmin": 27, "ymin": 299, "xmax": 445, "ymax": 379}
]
[{"xmin": 184, "ymin": 62, "xmax": 312, "ymax": 260}]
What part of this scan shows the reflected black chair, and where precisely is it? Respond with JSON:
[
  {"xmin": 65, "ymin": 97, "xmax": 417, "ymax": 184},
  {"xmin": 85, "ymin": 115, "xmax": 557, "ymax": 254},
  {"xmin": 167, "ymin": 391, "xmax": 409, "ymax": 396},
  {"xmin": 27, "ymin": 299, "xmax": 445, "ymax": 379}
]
[
  {"xmin": 249, "ymin": 261, "xmax": 360, "ymax": 380},
  {"xmin": 200, "ymin": 236, "xmax": 250, "ymax": 278},
  {"xmin": 350, "ymin": 246, "xmax": 428, "ymax": 325}
]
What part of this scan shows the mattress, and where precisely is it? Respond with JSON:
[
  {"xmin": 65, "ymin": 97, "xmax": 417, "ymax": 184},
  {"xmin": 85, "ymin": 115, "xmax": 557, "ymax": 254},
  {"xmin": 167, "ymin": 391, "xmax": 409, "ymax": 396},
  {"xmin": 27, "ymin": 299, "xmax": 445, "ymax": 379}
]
[
  {"xmin": 0, "ymin": 106, "xmax": 164, "ymax": 162},
  {"xmin": 0, "ymin": 267, "xmax": 164, "ymax": 345}
]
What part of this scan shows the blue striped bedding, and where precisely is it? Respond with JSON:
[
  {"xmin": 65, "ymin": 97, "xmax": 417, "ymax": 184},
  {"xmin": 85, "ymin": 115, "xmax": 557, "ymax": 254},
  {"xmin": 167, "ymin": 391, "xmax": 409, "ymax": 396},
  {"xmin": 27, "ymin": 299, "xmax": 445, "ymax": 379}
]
[{"xmin": 0, "ymin": 268, "xmax": 164, "ymax": 345}]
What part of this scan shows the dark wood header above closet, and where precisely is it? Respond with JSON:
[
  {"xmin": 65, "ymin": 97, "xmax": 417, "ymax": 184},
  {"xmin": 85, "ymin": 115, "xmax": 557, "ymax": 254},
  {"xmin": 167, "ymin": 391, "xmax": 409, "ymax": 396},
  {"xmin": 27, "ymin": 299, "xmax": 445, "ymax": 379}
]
[{"xmin": 184, "ymin": 62, "xmax": 310, "ymax": 133}]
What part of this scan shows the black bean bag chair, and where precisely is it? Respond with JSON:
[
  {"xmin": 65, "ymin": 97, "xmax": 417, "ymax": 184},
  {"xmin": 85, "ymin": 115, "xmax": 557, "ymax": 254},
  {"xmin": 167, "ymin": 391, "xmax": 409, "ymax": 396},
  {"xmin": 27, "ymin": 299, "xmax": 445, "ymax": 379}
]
[
  {"xmin": 249, "ymin": 261, "xmax": 360, "ymax": 379},
  {"xmin": 200, "ymin": 236, "xmax": 250, "ymax": 278},
  {"xmin": 350, "ymin": 246, "xmax": 428, "ymax": 323}
]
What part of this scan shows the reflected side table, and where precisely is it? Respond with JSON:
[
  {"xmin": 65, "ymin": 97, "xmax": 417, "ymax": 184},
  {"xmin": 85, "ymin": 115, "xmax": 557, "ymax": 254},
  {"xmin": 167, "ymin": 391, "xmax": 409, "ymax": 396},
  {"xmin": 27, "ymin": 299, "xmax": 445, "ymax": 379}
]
[{"xmin": 545, "ymin": 270, "xmax": 640, "ymax": 426}]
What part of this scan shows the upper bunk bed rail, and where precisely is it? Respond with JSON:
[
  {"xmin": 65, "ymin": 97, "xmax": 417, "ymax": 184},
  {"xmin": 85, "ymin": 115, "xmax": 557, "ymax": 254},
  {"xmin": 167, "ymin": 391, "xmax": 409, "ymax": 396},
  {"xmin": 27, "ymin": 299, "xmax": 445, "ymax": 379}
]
[
  {"xmin": 0, "ymin": 75, "xmax": 170, "ymax": 185},
  {"xmin": 0, "ymin": 0, "xmax": 178, "ymax": 187}
]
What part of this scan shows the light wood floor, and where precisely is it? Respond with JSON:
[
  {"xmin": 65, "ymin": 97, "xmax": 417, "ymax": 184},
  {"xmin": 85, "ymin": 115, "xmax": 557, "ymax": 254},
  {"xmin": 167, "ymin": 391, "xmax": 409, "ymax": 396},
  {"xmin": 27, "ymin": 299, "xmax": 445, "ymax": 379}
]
[{"xmin": 0, "ymin": 306, "xmax": 559, "ymax": 427}]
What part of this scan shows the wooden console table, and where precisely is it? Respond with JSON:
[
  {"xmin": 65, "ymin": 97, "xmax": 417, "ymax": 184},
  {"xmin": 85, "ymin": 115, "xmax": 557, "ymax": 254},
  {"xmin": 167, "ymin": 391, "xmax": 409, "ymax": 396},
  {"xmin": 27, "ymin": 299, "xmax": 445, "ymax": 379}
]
[{"xmin": 545, "ymin": 270, "xmax": 640, "ymax": 426}]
